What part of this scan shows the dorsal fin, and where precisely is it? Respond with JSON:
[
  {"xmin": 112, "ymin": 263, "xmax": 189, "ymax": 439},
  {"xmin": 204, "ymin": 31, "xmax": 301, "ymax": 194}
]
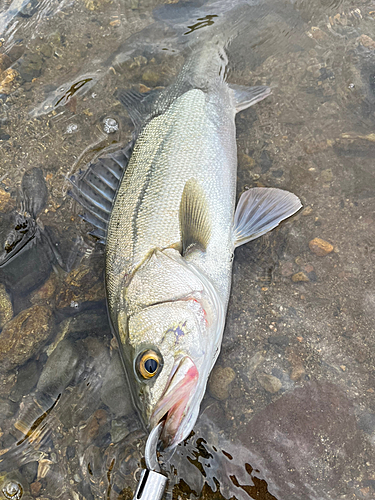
[
  {"xmin": 117, "ymin": 88, "xmax": 162, "ymax": 128},
  {"xmin": 68, "ymin": 139, "xmax": 134, "ymax": 244},
  {"xmin": 179, "ymin": 178, "xmax": 211, "ymax": 255}
]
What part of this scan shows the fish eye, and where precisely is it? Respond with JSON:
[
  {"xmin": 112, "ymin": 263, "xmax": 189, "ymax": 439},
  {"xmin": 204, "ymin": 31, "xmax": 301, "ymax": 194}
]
[{"xmin": 136, "ymin": 350, "xmax": 163, "ymax": 380}]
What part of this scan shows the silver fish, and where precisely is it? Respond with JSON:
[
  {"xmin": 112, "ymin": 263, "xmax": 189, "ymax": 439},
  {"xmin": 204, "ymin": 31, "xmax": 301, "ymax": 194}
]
[{"xmin": 70, "ymin": 34, "xmax": 301, "ymax": 450}]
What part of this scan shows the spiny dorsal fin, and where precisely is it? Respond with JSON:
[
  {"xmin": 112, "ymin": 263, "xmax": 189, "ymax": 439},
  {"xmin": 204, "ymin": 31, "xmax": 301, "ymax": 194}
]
[
  {"xmin": 229, "ymin": 84, "xmax": 271, "ymax": 113},
  {"xmin": 117, "ymin": 88, "xmax": 161, "ymax": 127},
  {"xmin": 232, "ymin": 187, "xmax": 302, "ymax": 248},
  {"xmin": 179, "ymin": 178, "xmax": 211, "ymax": 255}
]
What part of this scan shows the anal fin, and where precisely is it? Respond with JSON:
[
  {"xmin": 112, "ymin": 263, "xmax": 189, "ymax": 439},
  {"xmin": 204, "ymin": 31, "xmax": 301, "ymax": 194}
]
[
  {"xmin": 229, "ymin": 84, "xmax": 271, "ymax": 113},
  {"xmin": 179, "ymin": 178, "xmax": 211, "ymax": 255},
  {"xmin": 232, "ymin": 187, "xmax": 302, "ymax": 248}
]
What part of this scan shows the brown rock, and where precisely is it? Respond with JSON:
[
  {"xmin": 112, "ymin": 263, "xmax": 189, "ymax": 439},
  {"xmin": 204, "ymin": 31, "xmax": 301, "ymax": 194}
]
[
  {"xmin": 257, "ymin": 372, "xmax": 282, "ymax": 393},
  {"xmin": 358, "ymin": 34, "xmax": 375, "ymax": 49},
  {"xmin": 0, "ymin": 305, "xmax": 54, "ymax": 372},
  {"xmin": 80, "ymin": 409, "xmax": 108, "ymax": 445},
  {"xmin": 0, "ymin": 188, "xmax": 16, "ymax": 213},
  {"xmin": 0, "ymin": 68, "xmax": 20, "ymax": 94},
  {"xmin": 208, "ymin": 366, "xmax": 236, "ymax": 400},
  {"xmin": 30, "ymin": 273, "xmax": 58, "ymax": 304},
  {"xmin": 292, "ymin": 271, "xmax": 309, "ymax": 282},
  {"xmin": 0, "ymin": 54, "xmax": 12, "ymax": 73},
  {"xmin": 0, "ymin": 284, "xmax": 13, "ymax": 329},
  {"xmin": 30, "ymin": 481, "xmax": 41, "ymax": 497},
  {"xmin": 55, "ymin": 264, "xmax": 104, "ymax": 308},
  {"xmin": 309, "ymin": 237, "xmax": 333, "ymax": 256}
]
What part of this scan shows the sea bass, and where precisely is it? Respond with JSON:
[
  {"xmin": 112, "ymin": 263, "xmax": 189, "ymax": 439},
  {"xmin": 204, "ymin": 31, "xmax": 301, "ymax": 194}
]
[{"xmin": 70, "ymin": 38, "xmax": 301, "ymax": 450}]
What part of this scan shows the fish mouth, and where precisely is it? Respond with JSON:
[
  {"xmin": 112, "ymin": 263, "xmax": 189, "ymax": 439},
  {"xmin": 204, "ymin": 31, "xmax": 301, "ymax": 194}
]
[{"xmin": 150, "ymin": 356, "xmax": 199, "ymax": 449}]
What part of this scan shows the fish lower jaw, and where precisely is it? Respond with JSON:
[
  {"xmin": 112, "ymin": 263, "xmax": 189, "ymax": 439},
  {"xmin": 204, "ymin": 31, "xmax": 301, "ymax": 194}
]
[{"xmin": 150, "ymin": 357, "xmax": 199, "ymax": 449}]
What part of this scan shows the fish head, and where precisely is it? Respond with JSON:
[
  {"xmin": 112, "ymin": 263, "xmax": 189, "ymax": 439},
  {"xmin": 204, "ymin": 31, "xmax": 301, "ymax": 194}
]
[{"xmin": 122, "ymin": 294, "xmax": 221, "ymax": 449}]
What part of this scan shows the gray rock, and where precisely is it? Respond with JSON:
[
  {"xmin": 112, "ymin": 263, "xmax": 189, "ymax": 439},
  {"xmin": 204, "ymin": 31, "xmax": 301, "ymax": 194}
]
[
  {"xmin": 18, "ymin": 52, "xmax": 43, "ymax": 82},
  {"xmin": 0, "ymin": 397, "xmax": 17, "ymax": 420},
  {"xmin": 111, "ymin": 418, "xmax": 129, "ymax": 443},
  {"xmin": 100, "ymin": 352, "xmax": 133, "ymax": 418},
  {"xmin": 9, "ymin": 361, "xmax": 39, "ymax": 402},
  {"xmin": 0, "ymin": 284, "xmax": 13, "ymax": 330},
  {"xmin": 37, "ymin": 339, "xmax": 80, "ymax": 397}
]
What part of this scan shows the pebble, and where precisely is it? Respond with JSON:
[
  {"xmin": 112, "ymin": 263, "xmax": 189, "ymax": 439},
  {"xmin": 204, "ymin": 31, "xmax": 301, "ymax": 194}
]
[
  {"xmin": 37, "ymin": 339, "xmax": 80, "ymax": 397},
  {"xmin": 0, "ymin": 188, "xmax": 16, "ymax": 213},
  {"xmin": 141, "ymin": 69, "xmax": 160, "ymax": 86},
  {"xmin": 208, "ymin": 366, "xmax": 236, "ymax": 401},
  {"xmin": 245, "ymin": 351, "xmax": 265, "ymax": 381},
  {"xmin": 80, "ymin": 409, "xmax": 108, "ymax": 446},
  {"xmin": 358, "ymin": 34, "xmax": 375, "ymax": 49},
  {"xmin": 30, "ymin": 481, "xmax": 41, "ymax": 497},
  {"xmin": 0, "ymin": 305, "xmax": 54, "ymax": 373},
  {"xmin": 103, "ymin": 117, "xmax": 119, "ymax": 134},
  {"xmin": 309, "ymin": 237, "xmax": 333, "ymax": 256},
  {"xmin": 111, "ymin": 417, "xmax": 129, "ymax": 443},
  {"xmin": 18, "ymin": 52, "xmax": 43, "ymax": 82},
  {"xmin": 257, "ymin": 372, "xmax": 282, "ymax": 393},
  {"xmin": 0, "ymin": 284, "xmax": 13, "ymax": 329},
  {"xmin": 292, "ymin": 271, "xmax": 309, "ymax": 282},
  {"xmin": 0, "ymin": 54, "xmax": 12, "ymax": 73},
  {"xmin": 290, "ymin": 364, "xmax": 305, "ymax": 381},
  {"xmin": 0, "ymin": 68, "xmax": 20, "ymax": 94},
  {"xmin": 320, "ymin": 169, "xmax": 333, "ymax": 183},
  {"xmin": 238, "ymin": 152, "xmax": 255, "ymax": 169},
  {"xmin": 100, "ymin": 352, "xmax": 134, "ymax": 417}
]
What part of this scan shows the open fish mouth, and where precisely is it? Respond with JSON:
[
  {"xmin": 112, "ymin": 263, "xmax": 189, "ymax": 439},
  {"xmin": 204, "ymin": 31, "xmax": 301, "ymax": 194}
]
[{"xmin": 150, "ymin": 356, "xmax": 199, "ymax": 449}]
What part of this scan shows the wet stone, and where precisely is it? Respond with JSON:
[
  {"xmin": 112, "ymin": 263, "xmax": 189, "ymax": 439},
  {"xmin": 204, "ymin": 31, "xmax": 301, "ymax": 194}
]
[
  {"xmin": 0, "ymin": 54, "xmax": 12, "ymax": 73},
  {"xmin": 9, "ymin": 361, "xmax": 39, "ymax": 402},
  {"xmin": 30, "ymin": 273, "xmax": 58, "ymax": 305},
  {"xmin": 20, "ymin": 462, "xmax": 38, "ymax": 485},
  {"xmin": 18, "ymin": 53, "xmax": 43, "ymax": 82},
  {"xmin": 358, "ymin": 412, "xmax": 375, "ymax": 435},
  {"xmin": 208, "ymin": 366, "xmax": 236, "ymax": 401},
  {"xmin": 0, "ymin": 397, "xmax": 17, "ymax": 420},
  {"xmin": 55, "ymin": 264, "xmax": 104, "ymax": 309},
  {"xmin": 309, "ymin": 237, "xmax": 333, "ymax": 256},
  {"xmin": 0, "ymin": 305, "xmax": 53, "ymax": 373},
  {"xmin": 100, "ymin": 352, "xmax": 133, "ymax": 417},
  {"xmin": 0, "ymin": 69, "xmax": 20, "ymax": 95},
  {"xmin": 80, "ymin": 409, "xmax": 109, "ymax": 446},
  {"xmin": 37, "ymin": 339, "xmax": 80, "ymax": 398},
  {"xmin": 0, "ymin": 188, "xmax": 16, "ymax": 214},
  {"xmin": 257, "ymin": 372, "xmax": 282, "ymax": 393},
  {"xmin": 111, "ymin": 418, "xmax": 129, "ymax": 443},
  {"xmin": 0, "ymin": 284, "xmax": 13, "ymax": 330},
  {"xmin": 268, "ymin": 335, "xmax": 289, "ymax": 347},
  {"xmin": 29, "ymin": 481, "xmax": 41, "ymax": 497},
  {"xmin": 292, "ymin": 271, "xmax": 309, "ymax": 282}
]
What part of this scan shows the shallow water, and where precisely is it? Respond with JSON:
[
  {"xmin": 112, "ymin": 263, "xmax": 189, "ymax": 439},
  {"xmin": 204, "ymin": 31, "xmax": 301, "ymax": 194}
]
[{"xmin": 0, "ymin": 0, "xmax": 374, "ymax": 499}]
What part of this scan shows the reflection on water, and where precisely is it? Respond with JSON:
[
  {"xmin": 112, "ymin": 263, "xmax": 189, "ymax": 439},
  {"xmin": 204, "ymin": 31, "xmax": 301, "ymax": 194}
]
[{"xmin": 0, "ymin": 0, "xmax": 375, "ymax": 498}]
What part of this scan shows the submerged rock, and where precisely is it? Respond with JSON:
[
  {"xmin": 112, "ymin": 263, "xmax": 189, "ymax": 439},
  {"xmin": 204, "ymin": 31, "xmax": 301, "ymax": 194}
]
[
  {"xmin": 21, "ymin": 167, "xmax": 48, "ymax": 218},
  {"xmin": 208, "ymin": 366, "xmax": 236, "ymax": 401},
  {"xmin": 0, "ymin": 284, "xmax": 13, "ymax": 330},
  {"xmin": 37, "ymin": 339, "xmax": 80, "ymax": 397},
  {"xmin": 100, "ymin": 352, "xmax": 133, "ymax": 418},
  {"xmin": 257, "ymin": 372, "xmax": 282, "ymax": 393},
  {"xmin": 0, "ymin": 305, "xmax": 53, "ymax": 373},
  {"xmin": 309, "ymin": 237, "xmax": 333, "ymax": 256}
]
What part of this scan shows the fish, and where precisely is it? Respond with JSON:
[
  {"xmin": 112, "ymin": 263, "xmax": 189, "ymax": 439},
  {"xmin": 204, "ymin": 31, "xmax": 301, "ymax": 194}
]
[{"xmin": 69, "ymin": 17, "xmax": 302, "ymax": 451}]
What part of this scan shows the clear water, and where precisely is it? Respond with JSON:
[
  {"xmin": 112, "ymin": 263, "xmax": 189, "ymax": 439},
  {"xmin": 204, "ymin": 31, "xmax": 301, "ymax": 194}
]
[{"xmin": 0, "ymin": 0, "xmax": 374, "ymax": 499}]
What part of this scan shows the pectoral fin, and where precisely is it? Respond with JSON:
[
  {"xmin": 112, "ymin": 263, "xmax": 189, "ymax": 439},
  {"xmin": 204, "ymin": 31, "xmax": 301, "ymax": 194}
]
[
  {"xmin": 232, "ymin": 188, "xmax": 302, "ymax": 248},
  {"xmin": 229, "ymin": 84, "xmax": 271, "ymax": 113},
  {"xmin": 179, "ymin": 178, "xmax": 211, "ymax": 254}
]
